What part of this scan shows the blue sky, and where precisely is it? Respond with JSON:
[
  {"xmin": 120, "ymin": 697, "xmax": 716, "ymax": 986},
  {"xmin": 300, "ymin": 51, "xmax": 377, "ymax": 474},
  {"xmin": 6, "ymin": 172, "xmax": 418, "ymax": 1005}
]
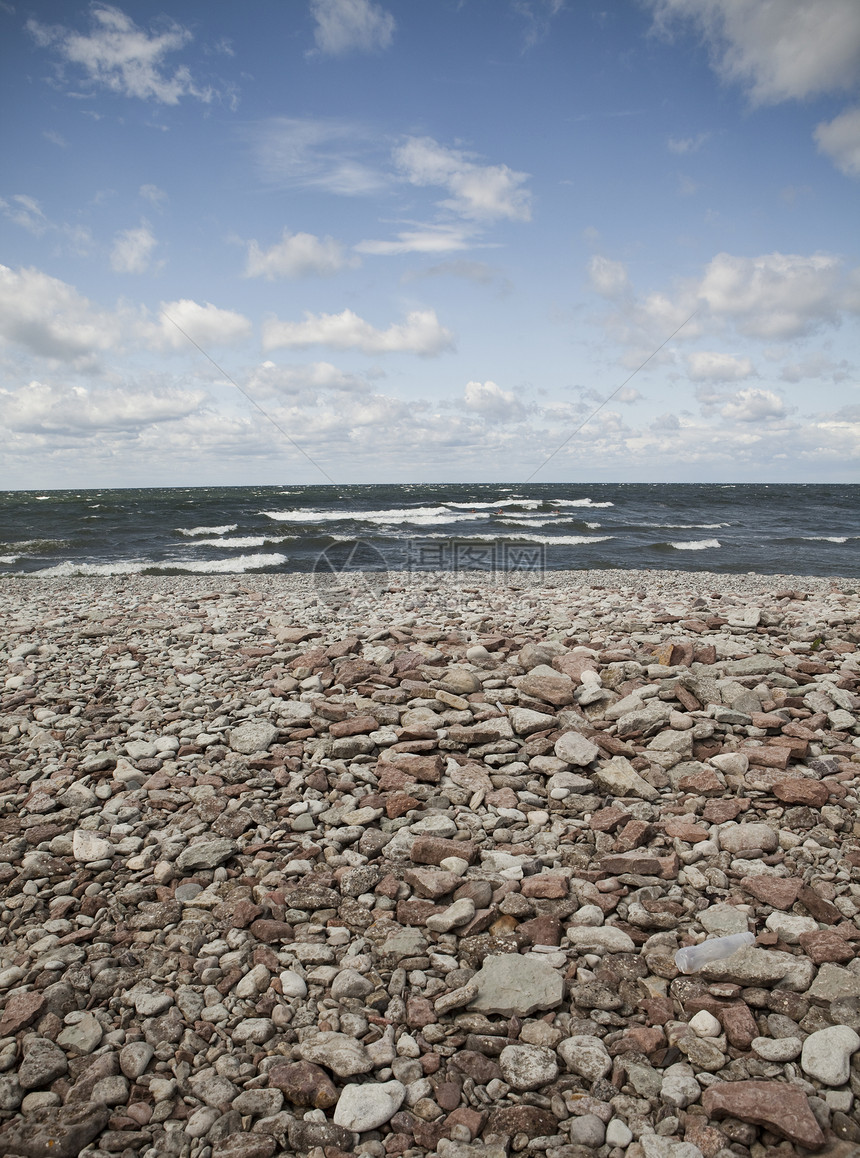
[{"xmin": 1, "ymin": 0, "xmax": 858, "ymax": 487}]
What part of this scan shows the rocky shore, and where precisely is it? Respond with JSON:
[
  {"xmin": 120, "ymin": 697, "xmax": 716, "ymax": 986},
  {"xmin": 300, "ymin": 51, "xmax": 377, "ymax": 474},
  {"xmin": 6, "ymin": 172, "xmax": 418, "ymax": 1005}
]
[{"xmin": 1, "ymin": 569, "xmax": 859, "ymax": 1158}]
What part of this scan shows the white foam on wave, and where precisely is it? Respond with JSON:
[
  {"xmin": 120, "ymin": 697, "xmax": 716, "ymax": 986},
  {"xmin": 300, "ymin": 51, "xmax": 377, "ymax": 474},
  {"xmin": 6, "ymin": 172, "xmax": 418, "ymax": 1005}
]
[
  {"xmin": 178, "ymin": 524, "xmax": 239, "ymax": 536},
  {"xmin": 550, "ymin": 498, "xmax": 614, "ymax": 508},
  {"xmin": 804, "ymin": 536, "xmax": 849, "ymax": 543},
  {"xmin": 646, "ymin": 522, "xmax": 729, "ymax": 529},
  {"xmin": 668, "ymin": 539, "xmax": 721, "ymax": 550},
  {"xmin": 262, "ymin": 506, "xmax": 480, "ymax": 526},
  {"xmin": 444, "ymin": 499, "xmax": 542, "ymax": 510},
  {"xmin": 34, "ymin": 553, "xmax": 288, "ymax": 576},
  {"xmin": 419, "ymin": 532, "xmax": 614, "ymax": 546},
  {"xmin": 189, "ymin": 536, "xmax": 286, "ymax": 548},
  {"xmin": 0, "ymin": 555, "xmax": 20, "ymax": 564}
]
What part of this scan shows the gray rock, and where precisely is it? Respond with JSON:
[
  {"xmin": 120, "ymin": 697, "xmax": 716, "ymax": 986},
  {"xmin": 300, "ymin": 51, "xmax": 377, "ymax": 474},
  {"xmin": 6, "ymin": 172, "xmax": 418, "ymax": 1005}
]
[
  {"xmin": 468, "ymin": 953, "xmax": 564, "ymax": 1016},
  {"xmin": 592, "ymin": 755, "xmax": 658, "ymax": 801},
  {"xmin": 808, "ymin": 965, "xmax": 860, "ymax": 1003},
  {"xmin": 232, "ymin": 1018, "xmax": 276, "ymax": 1045},
  {"xmin": 233, "ymin": 1088, "xmax": 284, "ymax": 1117},
  {"xmin": 18, "ymin": 1038, "xmax": 68, "ymax": 1089},
  {"xmin": 229, "ymin": 719, "xmax": 279, "ymax": 753},
  {"xmin": 554, "ymin": 732, "xmax": 600, "ymax": 766},
  {"xmin": 695, "ymin": 945, "xmax": 814, "ymax": 991},
  {"xmin": 699, "ymin": 904, "xmax": 749, "ymax": 937},
  {"xmin": 56, "ymin": 1013, "xmax": 102, "ymax": 1054},
  {"xmin": 126, "ymin": 981, "xmax": 173, "ymax": 1016},
  {"xmin": 719, "ymin": 823, "xmax": 778, "ymax": 854},
  {"xmin": 333, "ymin": 1079, "xmax": 405, "ymax": 1131},
  {"xmin": 752, "ymin": 1036, "xmax": 802, "ymax": 1062},
  {"xmin": 90, "ymin": 1075, "xmax": 129, "ymax": 1105},
  {"xmin": 801, "ymin": 1025, "xmax": 860, "ymax": 1086},
  {"xmin": 189, "ymin": 1073, "xmax": 240, "ymax": 1108},
  {"xmin": 567, "ymin": 926, "xmax": 635, "ymax": 953},
  {"xmin": 557, "ymin": 1035, "xmax": 612, "ymax": 1082},
  {"xmin": 176, "ymin": 838, "xmax": 237, "ymax": 872},
  {"xmin": 119, "ymin": 1041, "xmax": 154, "ymax": 1081},
  {"xmin": 661, "ymin": 1062, "xmax": 701, "ymax": 1109},
  {"xmin": 508, "ymin": 706, "xmax": 556, "ymax": 735},
  {"xmin": 0, "ymin": 1101, "xmax": 109, "ymax": 1158},
  {"xmin": 71, "ymin": 829, "xmax": 113, "ymax": 863},
  {"xmin": 568, "ymin": 1113, "xmax": 606, "ymax": 1147},
  {"xmin": 299, "ymin": 1031, "xmax": 374, "ymax": 1077},
  {"xmin": 331, "ymin": 969, "xmax": 374, "ymax": 1000},
  {"xmin": 499, "ymin": 1044, "xmax": 559, "ymax": 1091}
]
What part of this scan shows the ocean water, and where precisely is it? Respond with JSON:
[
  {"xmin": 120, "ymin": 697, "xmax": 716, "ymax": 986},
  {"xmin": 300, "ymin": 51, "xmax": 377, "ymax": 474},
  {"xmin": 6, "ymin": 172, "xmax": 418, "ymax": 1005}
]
[{"xmin": 0, "ymin": 483, "xmax": 857, "ymax": 578}]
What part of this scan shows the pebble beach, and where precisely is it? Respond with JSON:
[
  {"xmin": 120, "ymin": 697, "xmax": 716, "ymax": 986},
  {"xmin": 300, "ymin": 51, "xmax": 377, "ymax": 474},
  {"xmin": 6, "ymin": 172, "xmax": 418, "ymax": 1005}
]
[{"xmin": 1, "ymin": 569, "xmax": 859, "ymax": 1158}]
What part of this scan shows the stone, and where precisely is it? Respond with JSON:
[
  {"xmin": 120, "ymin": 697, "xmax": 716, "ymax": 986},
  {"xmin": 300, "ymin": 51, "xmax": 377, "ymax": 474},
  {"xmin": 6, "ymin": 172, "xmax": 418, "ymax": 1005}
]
[
  {"xmin": 566, "ymin": 926, "xmax": 635, "ymax": 953},
  {"xmin": 176, "ymin": 838, "xmax": 237, "ymax": 871},
  {"xmin": 765, "ymin": 912, "xmax": 818, "ymax": 943},
  {"xmin": 554, "ymin": 732, "xmax": 600, "ymax": 766},
  {"xmin": 468, "ymin": 952, "xmax": 564, "ymax": 1016},
  {"xmin": 740, "ymin": 875, "xmax": 802, "ymax": 910},
  {"xmin": 119, "ymin": 1041, "xmax": 155, "ymax": 1081},
  {"xmin": 660, "ymin": 1062, "xmax": 701, "ymax": 1109},
  {"xmin": 773, "ymin": 779, "xmax": 829, "ymax": 807},
  {"xmin": 229, "ymin": 720, "xmax": 279, "ymax": 753},
  {"xmin": 719, "ymin": 823, "xmax": 778, "ymax": 854},
  {"xmin": 268, "ymin": 1060, "xmax": 338, "ymax": 1109},
  {"xmin": 808, "ymin": 964, "xmax": 860, "ymax": 1004},
  {"xmin": 498, "ymin": 1044, "xmax": 559, "ymax": 1091},
  {"xmin": 568, "ymin": 1113, "xmax": 606, "ymax": 1147},
  {"xmin": 694, "ymin": 945, "xmax": 814, "ymax": 991},
  {"xmin": 331, "ymin": 968, "xmax": 374, "ymax": 1000},
  {"xmin": 333, "ymin": 1080, "xmax": 406, "ymax": 1131},
  {"xmin": 557, "ymin": 1035, "xmax": 612, "ymax": 1082},
  {"xmin": 72, "ymin": 829, "xmax": 113, "ymax": 863},
  {"xmin": 299, "ymin": 1031, "xmax": 374, "ymax": 1077},
  {"xmin": 801, "ymin": 1025, "xmax": 860, "ymax": 1086},
  {"xmin": 751, "ymin": 1036, "xmax": 802, "ymax": 1062},
  {"xmin": 0, "ymin": 992, "xmax": 45, "ymax": 1037},
  {"xmin": 0, "ymin": 1101, "xmax": 110, "ymax": 1158},
  {"xmin": 593, "ymin": 755, "xmax": 658, "ymax": 800},
  {"xmin": 56, "ymin": 1013, "xmax": 102, "ymax": 1054},
  {"xmin": 702, "ymin": 1079, "xmax": 825, "ymax": 1150},
  {"xmin": 688, "ymin": 1010, "xmax": 721, "ymax": 1037},
  {"xmin": 278, "ymin": 969, "xmax": 308, "ymax": 998},
  {"xmin": 799, "ymin": 929, "xmax": 856, "ymax": 964},
  {"xmin": 18, "ymin": 1037, "xmax": 68, "ymax": 1089}
]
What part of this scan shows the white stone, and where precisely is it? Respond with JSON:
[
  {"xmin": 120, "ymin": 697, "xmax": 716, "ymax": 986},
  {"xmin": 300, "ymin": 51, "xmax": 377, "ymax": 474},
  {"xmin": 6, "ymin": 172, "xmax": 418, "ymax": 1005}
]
[
  {"xmin": 468, "ymin": 953, "xmax": 564, "ymax": 1016},
  {"xmin": 499, "ymin": 1044, "xmax": 559, "ymax": 1091},
  {"xmin": 279, "ymin": 970, "xmax": 308, "ymax": 998},
  {"xmin": 688, "ymin": 1010, "xmax": 721, "ymax": 1038},
  {"xmin": 426, "ymin": 898, "xmax": 475, "ymax": 933},
  {"xmin": 557, "ymin": 1035, "xmax": 611, "ymax": 1082},
  {"xmin": 660, "ymin": 1062, "xmax": 700, "ymax": 1109},
  {"xmin": 300, "ymin": 1031, "xmax": 374, "ymax": 1077},
  {"xmin": 72, "ymin": 829, "xmax": 113, "ymax": 863},
  {"xmin": 554, "ymin": 732, "xmax": 600, "ymax": 766},
  {"xmin": 751, "ymin": 1036, "xmax": 802, "ymax": 1062},
  {"xmin": 764, "ymin": 912, "xmax": 819, "ymax": 944},
  {"xmin": 566, "ymin": 926, "xmax": 635, "ymax": 953},
  {"xmin": 801, "ymin": 1025, "xmax": 860, "ymax": 1086},
  {"xmin": 606, "ymin": 1118, "xmax": 634, "ymax": 1147}
]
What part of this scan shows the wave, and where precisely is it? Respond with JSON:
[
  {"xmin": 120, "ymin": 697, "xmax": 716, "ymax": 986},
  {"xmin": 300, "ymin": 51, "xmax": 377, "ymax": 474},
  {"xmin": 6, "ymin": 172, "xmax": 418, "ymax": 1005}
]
[
  {"xmin": 549, "ymin": 498, "xmax": 614, "ymax": 508},
  {"xmin": 644, "ymin": 522, "xmax": 730, "ymax": 529},
  {"xmin": 189, "ymin": 536, "xmax": 286, "ymax": 548},
  {"xmin": 443, "ymin": 499, "xmax": 542, "ymax": 510},
  {"xmin": 666, "ymin": 539, "xmax": 722, "ymax": 550},
  {"xmin": 177, "ymin": 524, "xmax": 239, "ymax": 536},
  {"xmin": 0, "ymin": 555, "xmax": 20, "ymax": 564},
  {"xmin": 262, "ymin": 506, "xmax": 482, "ymax": 526},
  {"xmin": 417, "ymin": 532, "xmax": 614, "ymax": 546},
  {"xmin": 33, "ymin": 553, "xmax": 288, "ymax": 576},
  {"xmin": 803, "ymin": 536, "xmax": 850, "ymax": 543}
]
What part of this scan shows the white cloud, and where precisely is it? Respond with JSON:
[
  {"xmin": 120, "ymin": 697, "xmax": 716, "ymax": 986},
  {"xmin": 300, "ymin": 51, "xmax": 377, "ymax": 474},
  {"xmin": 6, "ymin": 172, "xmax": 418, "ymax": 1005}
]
[
  {"xmin": 110, "ymin": 223, "xmax": 158, "ymax": 274},
  {"xmin": 815, "ymin": 105, "xmax": 860, "ymax": 177},
  {"xmin": 1, "ymin": 379, "xmax": 204, "ymax": 434},
  {"xmin": 649, "ymin": 0, "xmax": 860, "ymax": 105},
  {"xmin": 512, "ymin": 1, "xmax": 565, "ymax": 50},
  {"xmin": 250, "ymin": 117, "xmax": 386, "ymax": 196},
  {"xmin": 0, "ymin": 194, "xmax": 49, "ymax": 235},
  {"xmin": 355, "ymin": 224, "xmax": 475, "ymax": 256},
  {"xmin": 262, "ymin": 307, "xmax": 454, "ymax": 356},
  {"xmin": 394, "ymin": 137, "xmax": 532, "ymax": 222},
  {"xmin": 780, "ymin": 354, "xmax": 853, "ymax": 383},
  {"xmin": 719, "ymin": 387, "xmax": 787, "ymax": 422},
  {"xmin": 687, "ymin": 351, "xmax": 755, "ymax": 380},
  {"xmin": 43, "ymin": 130, "xmax": 68, "ymax": 148},
  {"xmin": 463, "ymin": 380, "xmax": 525, "ymax": 422},
  {"xmin": 140, "ymin": 183, "xmax": 168, "ymax": 208},
  {"xmin": 589, "ymin": 255, "xmax": 630, "ymax": 297},
  {"xmin": 245, "ymin": 360, "xmax": 370, "ymax": 398},
  {"xmin": 0, "ymin": 264, "xmax": 123, "ymax": 363},
  {"xmin": 667, "ymin": 133, "xmax": 709, "ymax": 153},
  {"xmin": 697, "ymin": 251, "xmax": 847, "ymax": 338},
  {"xmin": 156, "ymin": 299, "xmax": 253, "ymax": 350},
  {"xmin": 244, "ymin": 229, "xmax": 353, "ymax": 278},
  {"xmin": 27, "ymin": 3, "xmax": 213, "ymax": 105},
  {"xmin": 310, "ymin": 0, "xmax": 395, "ymax": 56}
]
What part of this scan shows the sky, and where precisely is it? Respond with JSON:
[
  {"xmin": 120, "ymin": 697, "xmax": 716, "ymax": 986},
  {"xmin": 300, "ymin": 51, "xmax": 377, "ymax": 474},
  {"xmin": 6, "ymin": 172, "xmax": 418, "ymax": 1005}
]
[{"xmin": 1, "ymin": 0, "xmax": 859, "ymax": 488}]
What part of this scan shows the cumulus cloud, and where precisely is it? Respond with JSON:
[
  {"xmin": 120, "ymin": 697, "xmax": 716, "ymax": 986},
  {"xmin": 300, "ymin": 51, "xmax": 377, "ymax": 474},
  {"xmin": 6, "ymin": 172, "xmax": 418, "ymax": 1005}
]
[
  {"xmin": 463, "ymin": 380, "xmax": 526, "ymax": 422},
  {"xmin": 589, "ymin": 255, "xmax": 630, "ymax": 297},
  {"xmin": 262, "ymin": 307, "xmax": 454, "ymax": 356},
  {"xmin": 156, "ymin": 299, "xmax": 253, "ymax": 349},
  {"xmin": 27, "ymin": 3, "xmax": 214, "ymax": 105},
  {"xmin": 245, "ymin": 360, "xmax": 370, "ymax": 398},
  {"xmin": 394, "ymin": 137, "xmax": 532, "ymax": 222},
  {"xmin": 110, "ymin": 223, "xmax": 158, "ymax": 274},
  {"xmin": 719, "ymin": 387, "xmax": 787, "ymax": 422},
  {"xmin": 687, "ymin": 351, "xmax": 755, "ymax": 380},
  {"xmin": 1, "ymin": 379, "xmax": 204, "ymax": 434},
  {"xmin": 815, "ymin": 105, "xmax": 860, "ymax": 177},
  {"xmin": 697, "ymin": 251, "xmax": 847, "ymax": 338},
  {"xmin": 310, "ymin": 0, "xmax": 395, "ymax": 55},
  {"xmin": 0, "ymin": 264, "xmax": 122, "ymax": 363},
  {"xmin": 649, "ymin": 0, "xmax": 860, "ymax": 105},
  {"xmin": 244, "ymin": 229, "xmax": 353, "ymax": 278}
]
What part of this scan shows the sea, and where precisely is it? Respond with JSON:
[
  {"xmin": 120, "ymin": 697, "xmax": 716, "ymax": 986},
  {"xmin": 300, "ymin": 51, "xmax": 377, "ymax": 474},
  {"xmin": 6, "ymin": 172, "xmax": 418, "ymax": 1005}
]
[{"xmin": 0, "ymin": 483, "xmax": 857, "ymax": 579}]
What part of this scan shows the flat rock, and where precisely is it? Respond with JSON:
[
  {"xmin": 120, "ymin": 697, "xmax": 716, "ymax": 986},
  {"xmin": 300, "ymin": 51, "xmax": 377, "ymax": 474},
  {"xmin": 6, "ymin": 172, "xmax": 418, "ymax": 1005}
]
[
  {"xmin": 176, "ymin": 838, "xmax": 237, "ymax": 871},
  {"xmin": 0, "ymin": 1101, "xmax": 110, "ymax": 1158},
  {"xmin": 800, "ymin": 1025, "xmax": 860, "ymax": 1086},
  {"xmin": 333, "ymin": 1080, "xmax": 405, "ymax": 1131},
  {"xmin": 593, "ymin": 755, "xmax": 658, "ymax": 800},
  {"xmin": 469, "ymin": 952, "xmax": 564, "ymax": 1016},
  {"xmin": 18, "ymin": 1037, "xmax": 68, "ymax": 1089},
  {"xmin": 299, "ymin": 1031, "xmax": 374, "ymax": 1077},
  {"xmin": 229, "ymin": 720, "xmax": 279, "ymax": 753},
  {"xmin": 554, "ymin": 731, "xmax": 600, "ymax": 766},
  {"xmin": 702, "ymin": 1079, "xmax": 825, "ymax": 1150},
  {"xmin": 498, "ymin": 1044, "xmax": 559, "ymax": 1090}
]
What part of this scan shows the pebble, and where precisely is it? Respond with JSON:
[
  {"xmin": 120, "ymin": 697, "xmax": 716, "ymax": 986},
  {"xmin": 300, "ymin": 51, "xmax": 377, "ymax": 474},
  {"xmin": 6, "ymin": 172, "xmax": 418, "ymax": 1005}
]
[{"xmin": 0, "ymin": 570, "xmax": 857, "ymax": 1158}]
